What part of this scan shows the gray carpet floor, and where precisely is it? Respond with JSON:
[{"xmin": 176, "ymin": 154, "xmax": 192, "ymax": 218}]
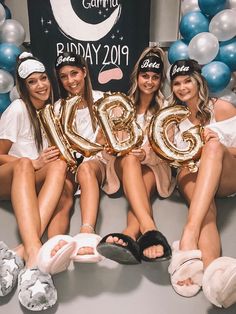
[{"xmin": 0, "ymin": 189, "xmax": 236, "ymax": 314}]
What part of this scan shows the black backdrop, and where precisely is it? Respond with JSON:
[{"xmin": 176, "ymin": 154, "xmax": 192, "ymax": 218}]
[{"xmin": 27, "ymin": 0, "xmax": 150, "ymax": 96}]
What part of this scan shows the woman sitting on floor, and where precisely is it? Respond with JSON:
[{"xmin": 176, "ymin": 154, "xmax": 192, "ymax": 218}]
[
  {"xmin": 0, "ymin": 52, "xmax": 68, "ymax": 311},
  {"xmin": 96, "ymin": 46, "xmax": 176, "ymax": 264},
  {"xmin": 167, "ymin": 59, "xmax": 236, "ymax": 308}
]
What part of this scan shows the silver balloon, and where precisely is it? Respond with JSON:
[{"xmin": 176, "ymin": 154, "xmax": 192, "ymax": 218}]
[
  {"xmin": 9, "ymin": 86, "xmax": 20, "ymax": 101},
  {"xmin": 227, "ymin": 0, "xmax": 236, "ymax": 9},
  {"xmin": 0, "ymin": 19, "xmax": 26, "ymax": 46},
  {"xmin": 211, "ymin": 89, "xmax": 236, "ymax": 106},
  {"xmin": 188, "ymin": 32, "xmax": 219, "ymax": 65},
  {"xmin": 0, "ymin": 69, "xmax": 14, "ymax": 94},
  {"xmin": 181, "ymin": 0, "xmax": 200, "ymax": 15},
  {"xmin": 209, "ymin": 9, "xmax": 236, "ymax": 41},
  {"xmin": 0, "ymin": 4, "xmax": 6, "ymax": 27},
  {"xmin": 225, "ymin": 72, "xmax": 236, "ymax": 90}
]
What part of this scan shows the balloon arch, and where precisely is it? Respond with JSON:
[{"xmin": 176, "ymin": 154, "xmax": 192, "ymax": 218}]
[
  {"xmin": 0, "ymin": 1, "xmax": 23, "ymax": 113},
  {"xmin": 0, "ymin": 1, "xmax": 236, "ymax": 113},
  {"xmin": 168, "ymin": 0, "xmax": 236, "ymax": 105}
]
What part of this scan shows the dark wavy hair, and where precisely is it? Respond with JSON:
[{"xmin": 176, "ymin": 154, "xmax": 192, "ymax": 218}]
[{"xmin": 16, "ymin": 55, "xmax": 53, "ymax": 152}]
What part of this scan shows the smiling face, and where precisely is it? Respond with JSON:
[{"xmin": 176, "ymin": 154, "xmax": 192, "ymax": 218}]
[
  {"xmin": 25, "ymin": 72, "xmax": 51, "ymax": 109},
  {"xmin": 137, "ymin": 71, "xmax": 161, "ymax": 96},
  {"xmin": 58, "ymin": 65, "xmax": 86, "ymax": 96},
  {"xmin": 172, "ymin": 75, "xmax": 199, "ymax": 105}
]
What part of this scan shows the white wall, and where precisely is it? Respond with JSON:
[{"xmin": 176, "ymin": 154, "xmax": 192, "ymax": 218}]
[
  {"xmin": 150, "ymin": 0, "xmax": 181, "ymax": 45},
  {"xmin": 5, "ymin": 0, "xmax": 30, "ymax": 42},
  {"xmin": 5, "ymin": 0, "xmax": 180, "ymax": 46}
]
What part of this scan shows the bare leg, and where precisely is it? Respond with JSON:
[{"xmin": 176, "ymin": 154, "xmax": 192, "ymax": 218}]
[
  {"xmin": 109, "ymin": 155, "xmax": 165, "ymax": 259},
  {"xmin": 47, "ymin": 173, "xmax": 75, "ymax": 238},
  {"xmin": 115, "ymin": 154, "xmax": 156, "ymax": 233},
  {"xmin": 11, "ymin": 158, "xmax": 42, "ymax": 268},
  {"xmin": 180, "ymin": 141, "xmax": 236, "ymax": 252},
  {"xmin": 178, "ymin": 168, "xmax": 221, "ymax": 266},
  {"xmin": 71, "ymin": 159, "xmax": 104, "ymax": 256},
  {"xmin": 12, "ymin": 159, "xmax": 67, "ymax": 266}
]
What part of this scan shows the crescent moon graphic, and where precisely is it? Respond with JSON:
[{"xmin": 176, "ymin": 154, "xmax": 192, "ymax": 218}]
[{"xmin": 50, "ymin": 0, "xmax": 121, "ymax": 41}]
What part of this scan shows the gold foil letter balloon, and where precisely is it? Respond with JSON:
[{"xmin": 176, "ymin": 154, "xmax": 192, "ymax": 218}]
[
  {"xmin": 148, "ymin": 105, "xmax": 203, "ymax": 172},
  {"xmin": 37, "ymin": 104, "xmax": 78, "ymax": 173},
  {"xmin": 94, "ymin": 92, "xmax": 143, "ymax": 156},
  {"xmin": 60, "ymin": 96, "xmax": 103, "ymax": 157}
]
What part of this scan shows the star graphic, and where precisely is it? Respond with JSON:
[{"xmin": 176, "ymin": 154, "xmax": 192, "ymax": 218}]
[
  {"xmin": 5, "ymin": 259, "xmax": 18, "ymax": 272},
  {"xmin": 20, "ymin": 269, "xmax": 35, "ymax": 282},
  {"xmin": 98, "ymin": 10, "xmax": 102, "ymax": 15},
  {"xmin": 4, "ymin": 271, "xmax": 13, "ymax": 289},
  {"xmin": 119, "ymin": 36, "xmax": 123, "ymax": 41},
  {"xmin": 47, "ymin": 20, "xmax": 52, "ymax": 24},
  {"xmin": 40, "ymin": 17, "xmax": 44, "ymax": 25},
  {"xmin": 111, "ymin": 34, "xmax": 115, "ymax": 39},
  {"xmin": 44, "ymin": 29, "xmax": 49, "ymax": 34},
  {"xmin": 29, "ymin": 279, "xmax": 47, "ymax": 297}
]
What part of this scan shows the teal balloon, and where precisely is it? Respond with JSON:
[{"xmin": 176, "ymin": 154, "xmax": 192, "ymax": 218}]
[
  {"xmin": 198, "ymin": 0, "xmax": 226, "ymax": 16},
  {"xmin": 202, "ymin": 61, "xmax": 231, "ymax": 93},
  {"xmin": 0, "ymin": 43, "xmax": 21, "ymax": 72},
  {"xmin": 179, "ymin": 11, "xmax": 209, "ymax": 41},
  {"xmin": 0, "ymin": 93, "xmax": 10, "ymax": 113},
  {"xmin": 217, "ymin": 38, "xmax": 236, "ymax": 71},
  {"xmin": 168, "ymin": 40, "xmax": 189, "ymax": 64}
]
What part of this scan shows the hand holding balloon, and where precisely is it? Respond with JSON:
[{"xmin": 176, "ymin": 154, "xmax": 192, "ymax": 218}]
[
  {"xmin": 32, "ymin": 146, "xmax": 60, "ymax": 170},
  {"xmin": 148, "ymin": 105, "xmax": 203, "ymax": 172},
  {"xmin": 94, "ymin": 92, "xmax": 143, "ymax": 156},
  {"xmin": 128, "ymin": 148, "xmax": 146, "ymax": 162},
  {"xmin": 203, "ymin": 128, "xmax": 220, "ymax": 143}
]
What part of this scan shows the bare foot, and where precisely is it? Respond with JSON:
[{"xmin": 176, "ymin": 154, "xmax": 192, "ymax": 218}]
[
  {"xmin": 177, "ymin": 278, "xmax": 194, "ymax": 286},
  {"xmin": 143, "ymin": 244, "xmax": 164, "ymax": 259},
  {"xmin": 77, "ymin": 224, "xmax": 95, "ymax": 256},
  {"xmin": 51, "ymin": 240, "xmax": 68, "ymax": 257},
  {"xmin": 106, "ymin": 235, "xmax": 128, "ymax": 247}
]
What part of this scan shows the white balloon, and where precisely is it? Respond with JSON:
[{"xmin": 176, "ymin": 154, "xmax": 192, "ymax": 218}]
[
  {"xmin": 9, "ymin": 86, "xmax": 20, "ymax": 102},
  {"xmin": 0, "ymin": 3, "xmax": 6, "ymax": 27},
  {"xmin": 0, "ymin": 19, "xmax": 26, "ymax": 46},
  {"xmin": 209, "ymin": 9, "xmax": 236, "ymax": 41},
  {"xmin": 226, "ymin": 72, "xmax": 236, "ymax": 90},
  {"xmin": 181, "ymin": 0, "xmax": 200, "ymax": 15},
  {"xmin": 211, "ymin": 89, "xmax": 236, "ymax": 106},
  {"xmin": 227, "ymin": 0, "xmax": 236, "ymax": 9},
  {"xmin": 0, "ymin": 70, "xmax": 14, "ymax": 94},
  {"xmin": 188, "ymin": 32, "xmax": 219, "ymax": 65}
]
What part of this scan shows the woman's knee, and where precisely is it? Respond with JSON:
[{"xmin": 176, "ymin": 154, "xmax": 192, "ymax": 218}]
[
  {"xmin": 202, "ymin": 140, "xmax": 225, "ymax": 160},
  {"xmin": 77, "ymin": 162, "xmax": 96, "ymax": 183},
  {"xmin": 120, "ymin": 154, "xmax": 140, "ymax": 170},
  {"xmin": 14, "ymin": 157, "xmax": 33, "ymax": 173},
  {"xmin": 47, "ymin": 159, "xmax": 67, "ymax": 176}
]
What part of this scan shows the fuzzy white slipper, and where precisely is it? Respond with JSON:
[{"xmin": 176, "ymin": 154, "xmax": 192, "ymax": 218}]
[
  {"xmin": 71, "ymin": 233, "xmax": 104, "ymax": 263},
  {"xmin": 202, "ymin": 256, "xmax": 236, "ymax": 308},
  {"xmin": 37, "ymin": 235, "xmax": 77, "ymax": 275},
  {"xmin": 168, "ymin": 241, "xmax": 204, "ymax": 297}
]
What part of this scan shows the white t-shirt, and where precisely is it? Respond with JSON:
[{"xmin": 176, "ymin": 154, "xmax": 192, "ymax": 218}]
[
  {"xmin": 0, "ymin": 99, "xmax": 48, "ymax": 159},
  {"xmin": 54, "ymin": 90, "xmax": 104, "ymax": 142}
]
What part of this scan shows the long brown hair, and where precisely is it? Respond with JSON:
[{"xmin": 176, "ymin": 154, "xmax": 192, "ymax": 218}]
[
  {"xmin": 16, "ymin": 56, "xmax": 53, "ymax": 152},
  {"xmin": 55, "ymin": 53, "xmax": 96, "ymax": 131},
  {"xmin": 128, "ymin": 46, "xmax": 166, "ymax": 117}
]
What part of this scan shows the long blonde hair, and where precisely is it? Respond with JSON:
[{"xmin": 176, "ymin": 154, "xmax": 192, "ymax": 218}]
[{"xmin": 168, "ymin": 72, "xmax": 212, "ymax": 125}]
